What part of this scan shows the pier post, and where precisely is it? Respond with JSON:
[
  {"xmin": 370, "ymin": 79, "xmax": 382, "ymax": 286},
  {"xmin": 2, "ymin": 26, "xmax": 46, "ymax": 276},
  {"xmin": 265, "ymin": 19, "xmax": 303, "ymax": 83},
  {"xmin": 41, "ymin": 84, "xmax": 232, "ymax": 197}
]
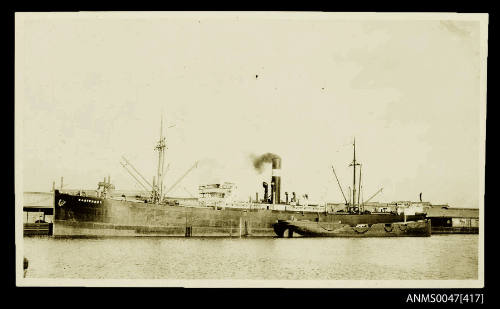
[
  {"xmin": 23, "ymin": 257, "xmax": 28, "ymax": 278},
  {"xmin": 239, "ymin": 217, "xmax": 242, "ymax": 238},
  {"xmin": 185, "ymin": 225, "xmax": 192, "ymax": 237},
  {"xmin": 185, "ymin": 211, "xmax": 190, "ymax": 237}
]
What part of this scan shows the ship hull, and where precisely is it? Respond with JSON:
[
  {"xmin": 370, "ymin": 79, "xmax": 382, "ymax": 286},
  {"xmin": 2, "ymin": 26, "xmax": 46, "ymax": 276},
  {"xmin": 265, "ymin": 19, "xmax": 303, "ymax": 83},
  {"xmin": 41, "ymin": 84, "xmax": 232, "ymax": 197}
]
[{"xmin": 53, "ymin": 191, "xmax": 427, "ymax": 237}]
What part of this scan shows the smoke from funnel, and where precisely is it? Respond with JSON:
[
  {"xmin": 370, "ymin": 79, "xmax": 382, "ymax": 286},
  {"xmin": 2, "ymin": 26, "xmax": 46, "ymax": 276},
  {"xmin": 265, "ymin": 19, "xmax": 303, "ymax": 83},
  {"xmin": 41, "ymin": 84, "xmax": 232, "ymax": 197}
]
[{"xmin": 250, "ymin": 153, "xmax": 281, "ymax": 173}]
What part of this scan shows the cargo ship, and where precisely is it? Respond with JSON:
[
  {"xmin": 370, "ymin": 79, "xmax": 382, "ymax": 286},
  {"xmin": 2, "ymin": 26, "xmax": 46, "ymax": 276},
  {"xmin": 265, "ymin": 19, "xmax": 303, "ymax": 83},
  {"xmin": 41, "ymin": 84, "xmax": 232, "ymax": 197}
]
[{"xmin": 52, "ymin": 121, "xmax": 426, "ymax": 237}]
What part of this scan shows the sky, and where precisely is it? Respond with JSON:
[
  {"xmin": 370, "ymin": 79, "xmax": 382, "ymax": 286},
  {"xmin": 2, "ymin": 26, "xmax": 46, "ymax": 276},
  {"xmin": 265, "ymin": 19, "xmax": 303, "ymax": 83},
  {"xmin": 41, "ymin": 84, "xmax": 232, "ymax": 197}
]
[{"xmin": 16, "ymin": 12, "xmax": 487, "ymax": 208}]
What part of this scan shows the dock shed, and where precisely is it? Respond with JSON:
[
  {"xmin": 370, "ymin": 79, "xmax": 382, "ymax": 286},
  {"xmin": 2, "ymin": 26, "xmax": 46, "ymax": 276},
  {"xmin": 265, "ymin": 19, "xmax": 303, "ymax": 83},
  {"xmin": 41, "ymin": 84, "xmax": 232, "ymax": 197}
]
[
  {"xmin": 23, "ymin": 192, "xmax": 54, "ymax": 236},
  {"xmin": 426, "ymin": 206, "xmax": 479, "ymax": 234}
]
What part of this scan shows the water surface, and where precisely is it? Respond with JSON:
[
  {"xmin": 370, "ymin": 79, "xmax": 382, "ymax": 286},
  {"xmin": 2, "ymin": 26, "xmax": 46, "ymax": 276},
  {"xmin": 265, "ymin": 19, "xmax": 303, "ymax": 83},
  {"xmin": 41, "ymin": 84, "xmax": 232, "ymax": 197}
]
[{"xmin": 23, "ymin": 235, "xmax": 478, "ymax": 280}]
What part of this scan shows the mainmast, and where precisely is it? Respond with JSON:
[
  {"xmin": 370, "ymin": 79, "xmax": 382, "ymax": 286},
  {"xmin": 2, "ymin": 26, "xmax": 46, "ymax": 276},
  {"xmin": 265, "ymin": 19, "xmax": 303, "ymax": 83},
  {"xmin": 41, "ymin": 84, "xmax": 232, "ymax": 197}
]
[
  {"xmin": 348, "ymin": 138, "xmax": 360, "ymax": 212},
  {"xmin": 154, "ymin": 115, "xmax": 167, "ymax": 203}
]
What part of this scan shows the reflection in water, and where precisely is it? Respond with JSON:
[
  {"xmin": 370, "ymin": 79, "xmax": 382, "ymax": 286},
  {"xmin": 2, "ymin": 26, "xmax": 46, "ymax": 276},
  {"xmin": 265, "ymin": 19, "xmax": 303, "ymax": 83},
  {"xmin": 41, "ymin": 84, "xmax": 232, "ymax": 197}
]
[{"xmin": 23, "ymin": 235, "xmax": 478, "ymax": 280}]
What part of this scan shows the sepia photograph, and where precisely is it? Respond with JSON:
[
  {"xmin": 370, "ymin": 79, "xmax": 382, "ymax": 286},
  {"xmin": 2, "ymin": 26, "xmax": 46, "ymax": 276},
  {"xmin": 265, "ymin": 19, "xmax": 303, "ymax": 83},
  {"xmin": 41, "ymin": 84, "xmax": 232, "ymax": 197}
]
[{"xmin": 15, "ymin": 11, "xmax": 487, "ymax": 289}]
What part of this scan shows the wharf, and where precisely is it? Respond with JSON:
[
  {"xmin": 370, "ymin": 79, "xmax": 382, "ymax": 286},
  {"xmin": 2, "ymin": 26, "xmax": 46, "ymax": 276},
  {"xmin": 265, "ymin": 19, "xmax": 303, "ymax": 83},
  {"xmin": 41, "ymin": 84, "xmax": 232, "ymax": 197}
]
[{"xmin": 23, "ymin": 192, "xmax": 54, "ymax": 236}]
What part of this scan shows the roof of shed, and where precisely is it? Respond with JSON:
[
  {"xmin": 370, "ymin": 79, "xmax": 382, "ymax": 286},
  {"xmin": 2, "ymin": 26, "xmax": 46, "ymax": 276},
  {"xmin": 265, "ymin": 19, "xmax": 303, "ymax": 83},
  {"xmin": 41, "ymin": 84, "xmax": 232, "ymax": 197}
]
[
  {"xmin": 23, "ymin": 192, "xmax": 54, "ymax": 208},
  {"xmin": 427, "ymin": 205, "xmax": 479, "ymax": 218}
]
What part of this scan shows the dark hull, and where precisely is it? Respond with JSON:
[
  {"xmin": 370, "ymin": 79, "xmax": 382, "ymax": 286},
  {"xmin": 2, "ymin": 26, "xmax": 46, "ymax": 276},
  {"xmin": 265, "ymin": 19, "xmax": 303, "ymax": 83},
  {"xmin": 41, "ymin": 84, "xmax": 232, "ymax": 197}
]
[
  {"xmin": 273, "ymin": 219, "xmax": 432, "ymax": 237},
  {"xmin": 53, "ymin": 191, "xmax": 427, "ymax": 237}
]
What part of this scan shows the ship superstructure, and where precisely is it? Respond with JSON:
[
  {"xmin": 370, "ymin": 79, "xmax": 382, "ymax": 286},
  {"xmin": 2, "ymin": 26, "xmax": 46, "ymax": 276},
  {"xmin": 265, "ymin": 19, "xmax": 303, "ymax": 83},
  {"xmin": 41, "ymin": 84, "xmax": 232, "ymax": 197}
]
[{"xmin": 199, "ymin": 182, "xmax": 237, "ymax": 206}]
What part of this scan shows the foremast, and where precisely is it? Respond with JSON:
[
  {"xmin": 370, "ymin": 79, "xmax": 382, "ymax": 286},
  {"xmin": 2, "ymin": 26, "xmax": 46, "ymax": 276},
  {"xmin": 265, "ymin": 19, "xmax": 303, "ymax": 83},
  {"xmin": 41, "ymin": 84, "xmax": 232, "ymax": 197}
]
[
  {"xmin": 348, "ymin": 138, "xmax": 361, "ymax": 213},
  {"xmin": 153, "ymin": 116, "xmax": 167, "ymax": 203}
]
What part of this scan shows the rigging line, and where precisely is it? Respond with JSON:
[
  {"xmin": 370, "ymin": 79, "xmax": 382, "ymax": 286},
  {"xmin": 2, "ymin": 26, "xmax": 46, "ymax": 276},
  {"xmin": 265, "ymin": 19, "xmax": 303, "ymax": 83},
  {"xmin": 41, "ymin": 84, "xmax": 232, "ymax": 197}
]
[
  {"xmin": 121, "ymin": 156, "xmax": 153, "ymax": 189},
  {"xmin": 331, "ymin": 165, "xmax": 348, "ymax": 204},
  {"xmin": 357, "ymin": 164, "xmax": 362, "ymax": 206},
  {"xmin": 120, "ymin": 161, "xmax": 150, "ymax": 192},
  {"xmin": 165, "ymin": 161, "xmax": 199, "ymax": 195}
]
